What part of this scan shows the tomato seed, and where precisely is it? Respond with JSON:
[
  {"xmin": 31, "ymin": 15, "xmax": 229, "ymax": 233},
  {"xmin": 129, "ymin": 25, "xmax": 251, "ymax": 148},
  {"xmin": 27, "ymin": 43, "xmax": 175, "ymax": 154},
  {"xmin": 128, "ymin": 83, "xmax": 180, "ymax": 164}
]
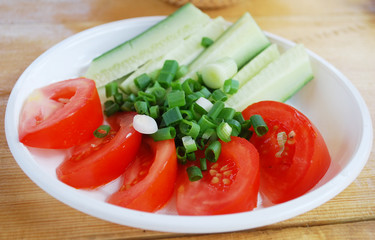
[
  {"xmin": 211, "ymin": 177, "xmax": 219, "ymax": 184},
  {"xmin": 209, "ymin": 169, "xmax": 218, "ymax": 176},
  {"xmin": 220, "ymin": 165, "xmax": 229, "ymax": 171},
  {"xmin": 223, "ymin": 178, "xmax": 231, "ymax": 185},
  {"xmin": 211, "ymin": 163, "xmax": 219, "ymax": 169},
  {"xmin": 223, "ymin": 170, "xmax": 232, "ymax": 176}
]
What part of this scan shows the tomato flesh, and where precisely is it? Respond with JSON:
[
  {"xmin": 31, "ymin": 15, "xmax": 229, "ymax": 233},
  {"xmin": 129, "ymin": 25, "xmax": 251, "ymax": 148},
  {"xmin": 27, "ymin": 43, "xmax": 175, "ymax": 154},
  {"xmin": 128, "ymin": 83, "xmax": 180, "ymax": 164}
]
[
  {"xmin": 56, "ymin": 112, "xmax": 142, "ymax": 189},
  {"xmin": 176, "ymin": 137, "xmax": 260, "ymax": 215},
  {"xmin": 19, "ymin": 78, "xmax": 103, "ymax": 149},
  {"xmin": 107, "ymin": 137, "xmax": 177, "ymax": 212},
  {"xmin": 242, "ymin": 101, "xmax": 331, "ymax": 204}
]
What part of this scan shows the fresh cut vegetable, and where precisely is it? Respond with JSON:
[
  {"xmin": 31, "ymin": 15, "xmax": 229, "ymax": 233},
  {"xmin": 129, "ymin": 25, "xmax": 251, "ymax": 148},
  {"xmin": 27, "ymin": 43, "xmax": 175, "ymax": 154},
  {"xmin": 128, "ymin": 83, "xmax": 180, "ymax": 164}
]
[
  {"xmin": 176, "ymin": 137, "xmax": 260, "ymax": 215},
  {"xmin": 180, "ymin": 12, "xmax": 270, "ymax": 82},
  {"xmin": 120, "ymin": 16, "xmax": 228, "ymax": 93},
  {"xmin": 107, "ymin": 137, "xmax": 177, "ymax": 212},
  {"xmin": 19, "ymin": 78, "xmax": 103, "ymax": 149},
  {"xmin": 226, "ymin": 44, "xmax": 313, "ymax": 111},
  {"xmin": 56, "ymin": 112, "xmax": 142, "ymax": 189},
  {"xmin": 242, "ymin": 101, "xmax": 331, "ymax": 203},
  {"xmin": 17, "ymin": 3, "xmax": 332, "ymax": 216},
  {"xmin": 85, "ymin": 3, "xmax": 211, "ymax": 88}
]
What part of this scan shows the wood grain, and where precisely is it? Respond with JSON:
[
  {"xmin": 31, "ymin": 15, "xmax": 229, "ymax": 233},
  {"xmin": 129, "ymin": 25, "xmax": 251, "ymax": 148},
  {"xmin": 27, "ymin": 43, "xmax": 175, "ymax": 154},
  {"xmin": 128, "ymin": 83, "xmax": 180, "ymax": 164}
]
[{"xmin": 1, "ymin": 0, "xmax": 374, "ymax": 239}]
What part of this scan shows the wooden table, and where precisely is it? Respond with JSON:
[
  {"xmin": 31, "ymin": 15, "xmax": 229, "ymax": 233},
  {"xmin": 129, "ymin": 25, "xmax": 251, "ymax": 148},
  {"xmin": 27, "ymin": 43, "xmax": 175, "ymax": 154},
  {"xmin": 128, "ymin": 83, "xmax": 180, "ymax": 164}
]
[{"xmin": 1, "ymin": 0, "xmax": 375, "ymax": 239}]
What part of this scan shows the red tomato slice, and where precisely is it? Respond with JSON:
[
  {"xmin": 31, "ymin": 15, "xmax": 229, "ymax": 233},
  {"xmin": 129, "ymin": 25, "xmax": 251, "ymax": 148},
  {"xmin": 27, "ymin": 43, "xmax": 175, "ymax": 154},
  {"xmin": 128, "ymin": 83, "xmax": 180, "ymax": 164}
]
[
  {"xmin": 242, "ymin": 101, "xmax": 331, "ymax": 204},
  {"xmin": 19, "ymin": 78, "xmax": 103, "ymax": 149},
  {"xmin": 56, "ymin": 112, "xmax": 142, "ymax": 189},
  {"xmin": 107, "ymin": 137, "xmax": 177, "ymax": 212},
  {"xmin": 176, "ymin": 137, "xmax": 260, "ymax": 215}
]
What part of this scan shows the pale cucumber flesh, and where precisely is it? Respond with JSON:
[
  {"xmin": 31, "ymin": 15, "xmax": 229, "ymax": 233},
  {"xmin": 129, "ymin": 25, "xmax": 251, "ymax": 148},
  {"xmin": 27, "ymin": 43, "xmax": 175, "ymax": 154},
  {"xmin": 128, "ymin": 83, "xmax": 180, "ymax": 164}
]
[
  {"xmin": 201, "ymin": 57, "xmax": 238, "ymax": 89},
  {"xmin": 85, "ymin": 3, "xmax": 211, "ymax": 88},
  {"xmin": 120, "ymin": 17, "xmax": 228, "ymax": 93},
  {"xmin": 180, "ymin": 12, "xmax": 270, "ymax": 82},
  {"xmin": 226, "ymin": 44, "xmax": 314, "ymax": 112},
  {"xmin": 234, "ymin": 43, "xmax": 280, "ymax": 87}
]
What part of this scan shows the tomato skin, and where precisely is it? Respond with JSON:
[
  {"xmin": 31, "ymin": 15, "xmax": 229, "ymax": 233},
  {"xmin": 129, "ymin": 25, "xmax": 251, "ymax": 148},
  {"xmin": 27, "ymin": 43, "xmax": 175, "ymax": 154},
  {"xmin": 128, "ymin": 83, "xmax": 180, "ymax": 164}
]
[
  {"xmin": 176, "ymin": 137, "xmax": 260, "ymax": 215},
  {"xmin": 242, "ymin": 101, "xmax": 331, "ymax": 204},
  {"xmin": 19, "ymin": 78, "xmax": 103, "ymax": 149},
  {"xmin": 56, "ymin": 112, "xmax": 142, "ymax": 189},
  {"xmin": 107, "ymin": 137, "xmax": 177, "ymax": 212}
]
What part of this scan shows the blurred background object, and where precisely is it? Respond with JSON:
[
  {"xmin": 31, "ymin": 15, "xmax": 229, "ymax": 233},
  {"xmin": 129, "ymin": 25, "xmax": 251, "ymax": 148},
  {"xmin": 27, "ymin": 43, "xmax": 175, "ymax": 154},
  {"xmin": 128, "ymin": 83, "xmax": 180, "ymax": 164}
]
[{"xmin": 161, "ymin": 0, "xmax": 242, "ymax": 9}]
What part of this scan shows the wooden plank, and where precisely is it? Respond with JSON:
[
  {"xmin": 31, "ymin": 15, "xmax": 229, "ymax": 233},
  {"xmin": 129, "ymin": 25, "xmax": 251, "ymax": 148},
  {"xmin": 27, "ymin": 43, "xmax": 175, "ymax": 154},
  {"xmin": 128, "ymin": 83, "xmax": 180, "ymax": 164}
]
[
  {"xmin": 1, "ymin": 0, "xmax": 374, "ymax": 239},
  {"xmin": 165, "ymin": 220, "xmax": 375, "ymax": 240}
]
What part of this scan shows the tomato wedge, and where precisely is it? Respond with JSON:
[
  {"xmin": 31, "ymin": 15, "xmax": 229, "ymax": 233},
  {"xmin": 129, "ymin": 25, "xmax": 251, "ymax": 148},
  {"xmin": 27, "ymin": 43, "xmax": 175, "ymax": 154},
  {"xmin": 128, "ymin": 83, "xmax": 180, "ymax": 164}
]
[
  {"xmin": 242, "ymin": 101, "xmax": 331, "ymax": 204},
  {"xmin": 176, "ymin": 137, "xmax": 260, "ymax": 215},
  {"xmin": 107, "ymin": 137, "xmax": 177, "ymax": 212},
  {"xmin": 19, "ymin": 78, "xmax": 103, "ymax": 149},
  {"xmin": 56, "ymin": 112, "xmax": 142, "ymax": 189}
]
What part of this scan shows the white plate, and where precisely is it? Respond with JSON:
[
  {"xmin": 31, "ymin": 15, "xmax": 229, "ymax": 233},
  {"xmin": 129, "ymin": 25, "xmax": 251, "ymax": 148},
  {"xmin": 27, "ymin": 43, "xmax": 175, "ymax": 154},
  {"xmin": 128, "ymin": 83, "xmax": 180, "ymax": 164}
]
[{"xmin": 5, "ymin": 16, "xmax": 373, "ymax": 233}]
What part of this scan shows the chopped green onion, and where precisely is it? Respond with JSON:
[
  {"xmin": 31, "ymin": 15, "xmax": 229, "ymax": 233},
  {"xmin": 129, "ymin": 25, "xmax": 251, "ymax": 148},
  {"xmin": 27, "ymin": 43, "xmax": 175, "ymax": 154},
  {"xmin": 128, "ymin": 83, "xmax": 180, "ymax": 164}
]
[
  {"xmin": 146, "ymin": 82, "xmax": 166, "ymax": 104},
  {"xmin": 201, "ymin": 37, "xmax": 214, "ymax": 48},
  {"xmin": 133, "ymin": 114, "xmax": 158, "ymax": 134},
  {"xmin": 186, "ymin": 92, "xmax": 204, "ymax": 107},
  {"xmin": 180, "ymin": 110, "xmax": 194, "ymax": 120},
  {"xmin": 187, "ymin": 152, "xmax": 196, "ymax": 161},
  {"xmin": 250, "ymin": 114, "xmax": 269, "ymax": 136},
  {"xmin": 198, "ymin": 115, "xmax": 217, "ymax": 134},
  {"xmin": 199, "ymin": 87, "xmax": 211, "ymax": 98},
  {"xmin": 113, "ymin": 93, "xmax": 124, "ymax": 105},
  {"xmin": 167, "ymin": 90, "xmax": 186, "ymax": 108},
  {"xmin": 182, "ymin": 135, "xmax": 197, "ymax": 153},
  {"xmin": 134, "ymin": 73, "xmax": 152, "ymax": 90},
  {"xmin": 171, "ymin": 81, "xmax": 182, "ymax": 91},
  {"xmin": 128, "ymin": 93, "xmax": 137, "ymax": 102},
  {"xmin": 157, "ymin": 60, "xmax": 179, "ymax": 87},
  {"xmin": 187, "ymin": 166, "xmax": 203, "ymax": 182},
  {"xmin": 241, "ymin": 119, "xmax": 252, "ymax": 130},
  {"xmin": 176, "ymin": 146, "xmax": 187, "ymax": 164},
  {"xmin": 151, "ymin": 127, "xmax": 176, "ymax": 141},
  {"xmin": 157, "ymin": 72, "xmax": 174, "ymax": 88},
  {"xmin": 239, "ymin": 129, "xmax": 253, "ymax": 140},
  {"xmin": 104, "ymin": 100, "xmax": 120, "ymax": 117},
  {"xmin": 105, "ymin": 81, "xmax": 118, "ymax": 98},
  {"xmin": 181, "ymin": 79, "xmax": 194, "ymax": 95},
  {"xmin": 149, "ymin": 105, "xmax": 160, "ymax": 119},
  {"xmin": 210, "ymin": 89, "xmax": 228, "ymax": 102},
  {"xmin": 120, "ymin": 101, "xmax": 134, "ymax": 112},
  {"xmin": 94, "ymin": 125, "xmax": 111, "ymax": 138},
  {"xmin": 217, "ymin": 107, "xmax": 236, "ymax": 121},
  {"xmin": 138, "ymin": 91, "xmax": 156, "ymax": 105},
  {"xmin": 176, "ymin": 65, "xmax": 189, "ymax": 79},
  {"xmin": 182, "ymin": 78, "xmax": 201, "ymax": 95},
  {"xmin": 179, "ymin": 119, "xmax": 200, "ymax": 139},
  {"xmin": 217, "ymin": 122, "xmax": 232, "ymax": 142},
  {"xmin": 162, "ymin": 107, "xmax": 183, "ymax": 126},
  {"xmin": 134, "ymin": 101, "xmax": 149, "ymax": 115},
  {"xmin": 200, "ymin": 158, "xmax": 207, "ymax": 171},
  {"xmin": 162, "ymin": 59, "xmax": 179, "ymax": 74},
  {"xmin": 226, "ymin": 119, "xmax": 242, "ymax": 136},
  {"xmin": 207, "ymin": 101, "xmax": 225, "ymax": 120},
  {"xmin": 223, "ymin": 79, "xmax": 239, "ymax": 94},
  {"xmin": 195, "ymin": 97, "xmax": 213, "ymax": 113},
  {"xmin": 233, "ymin": 112, "xmax": 245, "ymax": 124},
  {"xmin": 190, "ymin": 102, "xmax": 207, "ymax": 120},
  {"xmin": 205, "ymin": 141, "xmax": 221, "ymax": 162},
  {"xmin": 201, "ymin": 128, "xmax": 217, "ymax": 142}
]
